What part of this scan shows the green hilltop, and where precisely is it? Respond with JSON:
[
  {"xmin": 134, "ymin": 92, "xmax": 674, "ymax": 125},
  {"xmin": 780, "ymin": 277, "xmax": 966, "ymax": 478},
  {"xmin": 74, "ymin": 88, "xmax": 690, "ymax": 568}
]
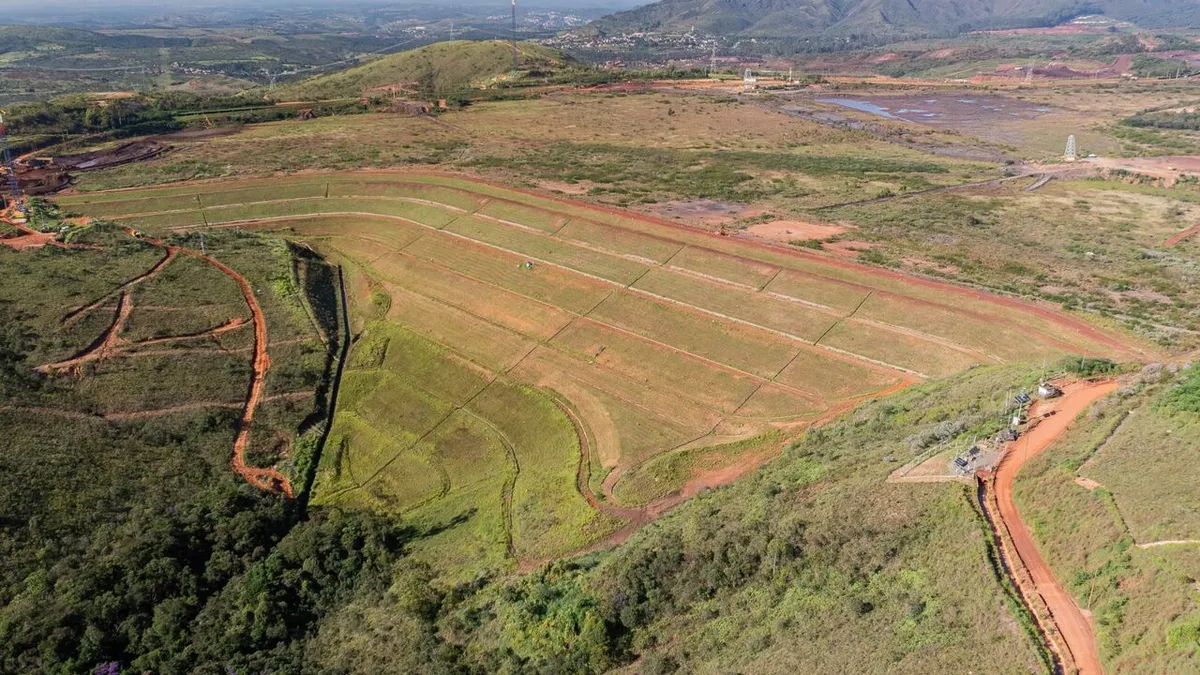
[{"xmin": 270, "ymin": 40, "xmax": 567, "ymax": 102}]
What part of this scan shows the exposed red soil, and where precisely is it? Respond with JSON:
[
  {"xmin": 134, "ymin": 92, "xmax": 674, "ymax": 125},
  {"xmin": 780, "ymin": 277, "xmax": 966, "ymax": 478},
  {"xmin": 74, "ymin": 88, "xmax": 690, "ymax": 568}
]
[
  {"xmin": 990, "ymin": 379, "xmax": 1118, "ymax": 675},
  {"xmin": 1084, "ymin": 156, "xmax": 1200, "ymax": 186},
  {"xmin": 38, "ymin": 292, "xmax": 136, "ymax": 374},
  {"xmin": 1163, "ymin": 224, "xmax": 1200, "ymax": 247},
  {"xmin": 744, "ymin": 219, "xmax": 847, "ymax": 243},
  {"xmin": 15, "ymin": 140, "xmax": 169, "ymax": 195},
  {"xmin": 1, "ymin": 231, "xmax": 58, "ymax": 250},
  {"xmin": 2, "ymin": 218, "xmax": 99, "ymax": 251}
]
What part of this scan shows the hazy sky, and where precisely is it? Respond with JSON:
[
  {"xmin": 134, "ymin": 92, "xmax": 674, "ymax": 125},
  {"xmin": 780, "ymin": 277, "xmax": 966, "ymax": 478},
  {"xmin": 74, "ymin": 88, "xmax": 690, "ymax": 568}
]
[
  {"xmin": 2, "ymin": 0, "xmax": 646, "ymax": 26},
  {"xmin": 3, "ymin": 0, "xmax": 644, "ymax": 9}
]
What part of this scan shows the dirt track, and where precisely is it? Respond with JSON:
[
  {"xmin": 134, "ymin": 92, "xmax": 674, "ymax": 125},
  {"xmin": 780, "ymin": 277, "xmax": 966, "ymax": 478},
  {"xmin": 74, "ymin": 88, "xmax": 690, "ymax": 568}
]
[
  {"xmin": 168, "ymin": 238, "xmax": 291, "ymax": 497},
  {"xmin": 28, "ymin": 224, "xmax": 293, "ymax": 497},
  {"xmin": 993, "ymin": 380, "xmax": 1118, "ymax": 675},
  {"xmin": 1164, "ymin": 224, "xmax": 1200, "ymax": 247}
]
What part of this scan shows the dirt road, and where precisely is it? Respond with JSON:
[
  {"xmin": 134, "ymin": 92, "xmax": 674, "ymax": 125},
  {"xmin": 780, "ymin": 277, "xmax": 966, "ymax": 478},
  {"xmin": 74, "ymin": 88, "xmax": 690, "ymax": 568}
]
[{"xmin": 994, "ymin": 380, "xmax": 1119, "ymax": 675}]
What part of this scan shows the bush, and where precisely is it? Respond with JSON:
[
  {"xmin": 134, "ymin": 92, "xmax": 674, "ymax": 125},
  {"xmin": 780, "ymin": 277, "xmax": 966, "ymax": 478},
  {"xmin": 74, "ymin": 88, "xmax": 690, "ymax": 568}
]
[
  {"xmin": 1158, "ymin": 365, "xmax": 1200, "ymax": 415},
  {"xmin": 1061, "ymin": 357, "xmax": 1119, "ymax": 377}
]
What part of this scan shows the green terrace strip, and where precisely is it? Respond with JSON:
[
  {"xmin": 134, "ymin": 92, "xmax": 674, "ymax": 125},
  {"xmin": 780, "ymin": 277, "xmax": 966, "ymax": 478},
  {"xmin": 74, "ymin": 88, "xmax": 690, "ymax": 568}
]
[{"xmin": 54, "ymin": 172, "xmax": 1145, "ymax": 575}]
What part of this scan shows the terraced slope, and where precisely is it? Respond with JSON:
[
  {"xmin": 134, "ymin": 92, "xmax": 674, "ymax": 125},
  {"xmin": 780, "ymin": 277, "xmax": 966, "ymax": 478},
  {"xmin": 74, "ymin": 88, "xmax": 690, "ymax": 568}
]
[{"xmin": 58, "ymin": 172, "xmax": 1143, "ymax": 575}]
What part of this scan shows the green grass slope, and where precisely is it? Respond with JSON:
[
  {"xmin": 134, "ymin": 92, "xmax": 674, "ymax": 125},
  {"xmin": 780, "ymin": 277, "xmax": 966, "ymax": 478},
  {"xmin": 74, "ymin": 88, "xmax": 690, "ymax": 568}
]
[
  {"xmin": 310, "ymin": 365, "xmax": 1057, "ymax": 674},
  {"xmin": 271, "ymin": 40, "xmax": 566, "ymax": 101}
]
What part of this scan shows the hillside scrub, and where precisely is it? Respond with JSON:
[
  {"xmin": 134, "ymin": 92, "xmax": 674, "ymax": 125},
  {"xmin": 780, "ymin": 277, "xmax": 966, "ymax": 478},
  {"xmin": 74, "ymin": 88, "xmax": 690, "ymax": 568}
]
[
  {"xmin": 310, "ymin": 366, "xmax": 1049, "ymax": 674},
  {"xmin": 270, "ymin": 40, "xmax": 565, "ymax": 102},
  {"xmin": 1013, "ymin": 364, "xmax": 1200, "ymax": 671}
]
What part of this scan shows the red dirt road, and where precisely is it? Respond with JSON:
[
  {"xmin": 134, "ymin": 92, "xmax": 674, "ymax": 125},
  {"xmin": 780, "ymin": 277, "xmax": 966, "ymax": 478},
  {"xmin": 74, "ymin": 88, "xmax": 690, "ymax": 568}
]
[
  {"xmin": 71, "ymin": 227, "xmax": 291, "ymax": 496},
  {"xmin": 1164, "ymin": 224, "xmax": 1200, "ymax": 247},
  {"xmin": 164, "ymin": 238, "xmax": 291, "ymax": 497},
  {"xmin": 994, "ymin": 379, "xmax": 1118, "ymax": 675}
]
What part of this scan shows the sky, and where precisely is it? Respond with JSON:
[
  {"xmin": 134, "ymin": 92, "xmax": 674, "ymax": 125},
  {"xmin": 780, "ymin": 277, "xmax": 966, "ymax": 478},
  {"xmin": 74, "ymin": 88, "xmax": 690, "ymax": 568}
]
[
  {"xmin": 2, "ymin": 0, "xmax": 645, "ymax": 9},
  {"xmin": 1, "ymin": 0, "xmax": 646, "ymax": 26}
]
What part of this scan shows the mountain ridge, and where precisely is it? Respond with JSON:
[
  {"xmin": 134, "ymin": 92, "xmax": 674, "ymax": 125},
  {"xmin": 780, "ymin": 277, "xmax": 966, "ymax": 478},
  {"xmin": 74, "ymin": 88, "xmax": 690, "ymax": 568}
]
[{"xmin": 588, "ymin": 0, "xmax": 1200, "ymax": 39}]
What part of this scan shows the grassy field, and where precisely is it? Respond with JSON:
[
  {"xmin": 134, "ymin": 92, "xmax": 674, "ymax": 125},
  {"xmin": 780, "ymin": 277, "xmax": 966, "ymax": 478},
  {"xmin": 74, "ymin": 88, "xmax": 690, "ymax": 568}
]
[
  {"xmin": 312, "ymin": 321, "xmax": 622, "ymax": 577},
  {"xmin": 1013, "ymin": 363, "xmax": 1200, "ymax": 672},
  {"xmin": 310, "ymin": 365, "xmax": 1063, "ymax": 674},
  {"xmin": 822, "ymin": 179, "xmax": 1200, "ymax": 351},
  {"xmin": 57, "ymin": 171, "xmax": 1143, "ymax": 577},
  {"xmin": 611, "ymin": 431, "xmax": 784, "ymax": 506},
  {"xmin": 269, "ymin": 40, "xmax": 565, "ymax": 101}
]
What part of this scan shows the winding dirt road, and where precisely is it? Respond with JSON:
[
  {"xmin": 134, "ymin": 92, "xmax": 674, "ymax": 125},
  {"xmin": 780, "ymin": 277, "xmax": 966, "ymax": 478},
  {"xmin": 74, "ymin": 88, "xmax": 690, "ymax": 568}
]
[
  {"xmin": 994, "ymin": 380, "xmax": 1119, "ymax": 675},
  {"xmin": 31, "ymin": 224, "xmax": 293, "ymax": 497},
  {"xmin": 162, "ymin": 236, "xmax": 291, "ymax": 497}
]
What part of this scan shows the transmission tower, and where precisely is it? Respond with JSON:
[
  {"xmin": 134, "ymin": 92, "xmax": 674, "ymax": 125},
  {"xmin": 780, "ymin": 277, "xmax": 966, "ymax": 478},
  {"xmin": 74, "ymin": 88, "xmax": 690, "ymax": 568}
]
[
  {"xmin": 511, "ymin": 0, "xmax": 518, "ymax": 71},
  {"xmin": 0, "ymin": 113, "xmax": 22, "ymax": 213}
]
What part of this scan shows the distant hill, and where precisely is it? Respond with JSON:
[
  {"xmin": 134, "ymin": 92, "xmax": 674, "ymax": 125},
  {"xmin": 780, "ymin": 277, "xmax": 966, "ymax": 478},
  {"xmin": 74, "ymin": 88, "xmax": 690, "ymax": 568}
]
[
  {"xmin": 589, "ymin": 0, "xmax": 1200, "ymax": 39},
  {"xmin": 0, "ymin": 25, "xmax": 189, "ymax": 52},
  {"xmin": 271, "ymin": 40, "xmax": 567, "ymax": 102}
]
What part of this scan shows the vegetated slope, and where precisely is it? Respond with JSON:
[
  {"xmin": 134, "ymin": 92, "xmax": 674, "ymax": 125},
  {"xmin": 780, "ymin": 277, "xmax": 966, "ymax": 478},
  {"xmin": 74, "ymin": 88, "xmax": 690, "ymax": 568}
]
[
  {"xmin": 271, "ymin": 40, "xmax": 566, "ymax": 101},
  {"xmin": 307, "ymin": 365, "xmax": 1056, "ymax": 673},
  {"xmin": 589, "ymin": 0, "xmax": 1200, "ymax": 38},
  {"xmin": 0, "ymin": 224, "xmax": 399, "ymax": 673},
  {"xmin": 55, "ymin": 172, "xmax": 1144, "ymax": 587},
  {"xmin": 1013, "ymin": 361, "xmax": 1200, "ymax": 672}
]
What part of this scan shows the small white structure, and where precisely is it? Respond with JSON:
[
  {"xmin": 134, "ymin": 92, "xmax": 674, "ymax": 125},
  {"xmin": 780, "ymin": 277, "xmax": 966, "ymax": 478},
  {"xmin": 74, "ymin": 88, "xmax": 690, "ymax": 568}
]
[{"xmin": 1038, "ymin": 382, "xmax": 1063, "ymax": 399}]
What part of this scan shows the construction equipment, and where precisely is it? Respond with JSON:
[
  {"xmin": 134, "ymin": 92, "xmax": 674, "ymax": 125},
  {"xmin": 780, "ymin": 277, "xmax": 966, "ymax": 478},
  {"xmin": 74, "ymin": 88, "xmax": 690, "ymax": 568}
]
[{"xmin": 0, "ymin": 112, "xmax": 25, "ymax": 214}]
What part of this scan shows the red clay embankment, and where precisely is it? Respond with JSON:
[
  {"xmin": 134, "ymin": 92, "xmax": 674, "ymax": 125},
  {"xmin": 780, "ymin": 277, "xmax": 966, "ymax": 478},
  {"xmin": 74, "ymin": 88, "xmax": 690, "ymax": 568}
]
[{"xmin": 994, "ymin": 380, "xmax": 1118, "ymax": 675}]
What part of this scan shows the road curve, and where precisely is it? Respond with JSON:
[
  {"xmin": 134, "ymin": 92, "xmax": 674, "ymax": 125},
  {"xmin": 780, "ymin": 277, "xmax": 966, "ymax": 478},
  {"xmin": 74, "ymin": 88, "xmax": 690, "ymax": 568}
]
[{"xmin": 995, "ymin": 380, "xmax": 1119, "ymax": 675}]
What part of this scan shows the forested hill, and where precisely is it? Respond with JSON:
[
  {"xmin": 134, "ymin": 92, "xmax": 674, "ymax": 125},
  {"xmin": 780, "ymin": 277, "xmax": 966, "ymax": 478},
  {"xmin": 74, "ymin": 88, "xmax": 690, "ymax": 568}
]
[{"xmin": 588, "ymin": 0, "xmax": 1200, "ymax": 39}]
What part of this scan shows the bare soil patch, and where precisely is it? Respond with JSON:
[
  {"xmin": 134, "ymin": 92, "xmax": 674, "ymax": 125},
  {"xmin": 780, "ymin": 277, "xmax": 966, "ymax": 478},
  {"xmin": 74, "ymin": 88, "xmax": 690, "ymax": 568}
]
[
  {"xmin": 644, "ymin": 199, "xmax": 756, "ymax": 226},
  {"xmin": 822, "ymin": 240, "xmax": 875, "ymax": 257},
  {"xmin": 744, "ymin": 219, "xmax": 846, "ymax": 243},
  {"xmin": 1, "ymin": 231, "xmax": 58, "ymax": 250}
]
